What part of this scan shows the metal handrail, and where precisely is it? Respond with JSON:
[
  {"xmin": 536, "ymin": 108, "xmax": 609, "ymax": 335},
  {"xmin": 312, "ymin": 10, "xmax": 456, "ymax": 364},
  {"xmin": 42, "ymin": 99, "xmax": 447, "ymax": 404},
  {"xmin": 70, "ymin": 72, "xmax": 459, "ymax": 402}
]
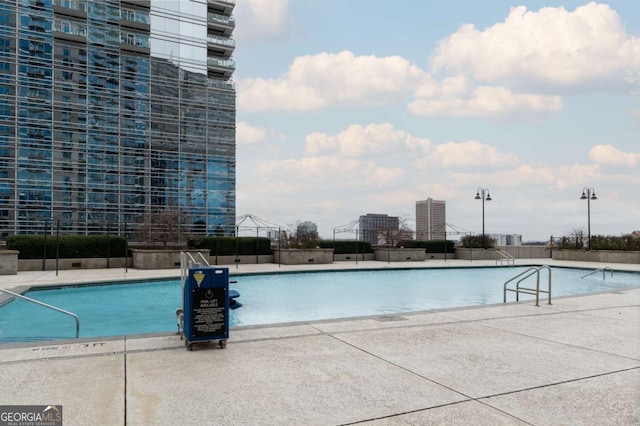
[
  {"xmin": 496, "ymin": 249, "xmax": 515, "ymax": 266},
  {"xmin": 180, "ymin": 252, "xmax": 211, "ymax": 309},
  {"xmin": 503, "ymin": 265, "xmax": 552, "ymax": 306},
  {"xmin": 0, "ymin": 288, "xmax": 80, "ymax": 338},
  {"xmin": 581, "ymin": 266, "xmax": 613, "ymax": 279},
  {"xmin": 196, "ymin": 252, "xmax": 210, "ymax": 266}
]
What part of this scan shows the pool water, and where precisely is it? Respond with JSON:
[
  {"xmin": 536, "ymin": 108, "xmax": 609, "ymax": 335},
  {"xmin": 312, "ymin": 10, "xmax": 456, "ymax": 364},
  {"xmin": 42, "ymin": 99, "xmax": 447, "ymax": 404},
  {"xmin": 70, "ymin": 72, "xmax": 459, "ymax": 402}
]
[{"xmin": 0, "ymin": 266, "xmax": 638, "ymax": 342}]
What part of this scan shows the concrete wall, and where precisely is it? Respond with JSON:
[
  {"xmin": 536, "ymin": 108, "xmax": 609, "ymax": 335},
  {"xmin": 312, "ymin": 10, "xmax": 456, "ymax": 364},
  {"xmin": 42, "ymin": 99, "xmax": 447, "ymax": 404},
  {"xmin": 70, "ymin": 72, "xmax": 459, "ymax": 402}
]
[
  {"xmin": 19, "ymin": 257, "xmax": 130, "ymax": 271},
  {"xmin": 424, "ymin": 253, "xmax": 454, "ymax": 260},
  {"xmin": 455, "ymin": 248, "xmax": 498, "ymax": 261},
  {"xmin": 208, "ymin": 255, "xmax": 275, "ymax": 265},
  {"xmin": 273, "ymin": 249, "xmax": 334, "ymax": 265},
  {"xmin": 332, "ymin": 253, "xmax": 376, "ymax": 262},
  {"xmin": 553, "ymin": 250, "xmax": 640, "ymax": 264},
  {"xmin": 374, "ymin": 248, "xmax": 426, "ymax": 262},
  {"xmin": 131, "ymin": 249, "xmax": 210, "ymax": 269},
  {"xmin": 455, "ymin": 246, "xmax": 550, "ymax": 261},
  {"xmin": 0, "ymin": 250, "xmax": 18, "ymax": 275},
  {"xmin": 498, "ymin": 245, "xmax": 549, "ymax": 259}
]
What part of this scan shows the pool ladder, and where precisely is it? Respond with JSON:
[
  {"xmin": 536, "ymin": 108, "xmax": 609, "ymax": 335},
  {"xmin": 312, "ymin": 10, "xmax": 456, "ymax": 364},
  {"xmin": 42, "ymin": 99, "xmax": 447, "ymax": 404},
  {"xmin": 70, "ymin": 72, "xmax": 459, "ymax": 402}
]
[
  {"xmin": 179, "ymin": 251, "xmax": 210, "ymax": 285},
  {"xmin": 178, "ymin": 251, "xmax": 211, "ymax": 331},
  {"xmin": 503, "ymin": 265, "xmax": 552, "ymax": 307},
  {"xmin": 581, "ymin": 266, "xmax": 613, "ymax": 279},
  {"xmin": 0, "ymin": 288, "xmax": 80, "ymax": 338}
]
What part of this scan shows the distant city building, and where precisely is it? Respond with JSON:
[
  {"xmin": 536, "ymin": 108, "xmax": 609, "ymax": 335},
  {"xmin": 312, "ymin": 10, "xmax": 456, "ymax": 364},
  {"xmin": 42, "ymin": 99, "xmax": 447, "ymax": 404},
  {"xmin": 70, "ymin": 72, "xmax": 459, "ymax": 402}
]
[
  {"xmin": 297, "ymin": 221, "xmax": 318, "ymax": 237},
  {"xmin": 267, "ymin": 229, "xmax": 286, "ymax": 241},
  {"xmin": 359, "ymin": 213, "xmax": 399, "ymax": 245},
  {"xmin": 415, "ymin": 198, "xmax": 446, "ymax": 240},
  {"xmin": 490, "ymin": 234, "xmax": 522, "ymax": 246},
  {"xmin": 507, "ymin": 234, "xmax": 522, "ymax": 246}
]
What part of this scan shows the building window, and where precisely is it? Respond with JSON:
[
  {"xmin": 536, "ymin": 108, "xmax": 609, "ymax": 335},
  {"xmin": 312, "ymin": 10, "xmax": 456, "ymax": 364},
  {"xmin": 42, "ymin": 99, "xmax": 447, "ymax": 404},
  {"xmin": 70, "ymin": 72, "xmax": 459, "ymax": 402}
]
[
  {"xmin": 121, "ymin": 8, "xmax": 149, "ymax": 25},
  {"xmin": 53, "ymin": 18, "xmax": 87, "ymax": 38},
  {"xmin": 121, "ymin": 31, "xmax": 149, "ymax": 49}
]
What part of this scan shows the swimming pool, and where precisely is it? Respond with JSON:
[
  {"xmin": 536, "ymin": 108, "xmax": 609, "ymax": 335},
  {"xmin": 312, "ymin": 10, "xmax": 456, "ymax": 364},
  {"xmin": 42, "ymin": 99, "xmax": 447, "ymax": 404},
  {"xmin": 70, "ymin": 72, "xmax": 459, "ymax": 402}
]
[{"xmin": 1, "ymin": 266, "xmax": 638, "ymax": 343}]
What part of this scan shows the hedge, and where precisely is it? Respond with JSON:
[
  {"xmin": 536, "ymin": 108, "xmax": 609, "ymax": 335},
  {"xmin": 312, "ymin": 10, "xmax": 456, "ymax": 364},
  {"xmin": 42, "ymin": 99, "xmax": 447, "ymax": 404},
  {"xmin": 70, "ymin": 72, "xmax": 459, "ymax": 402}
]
[
  {"xmin": 398, "ymin": 240, "xmax": 455, "ymax": 253},
  {"xmin": 561, "ymin": 234, "xmax": 640, "ymax": 251},
  {"xmin": 460, "ymin": 235, "xmax": 496, "ymax": 249},
  {"xmin": 188, "ymin": 236, "xmax": 272, "ymax": 255},
  {"xmin": 6, "ymin": 235, "xmax": 127, "ymax": 259},
  {"xmin": 319, "ymin": 240, "xmax": 374, "ymax": 254}
]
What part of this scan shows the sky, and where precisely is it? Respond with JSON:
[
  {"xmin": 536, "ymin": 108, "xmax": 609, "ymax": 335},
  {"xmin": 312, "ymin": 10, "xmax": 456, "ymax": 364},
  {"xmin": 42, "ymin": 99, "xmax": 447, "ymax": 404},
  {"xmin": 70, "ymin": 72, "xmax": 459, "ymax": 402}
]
[{"xmin": 231, "ymin": 0, "xmax": 640, "ymax": 241}]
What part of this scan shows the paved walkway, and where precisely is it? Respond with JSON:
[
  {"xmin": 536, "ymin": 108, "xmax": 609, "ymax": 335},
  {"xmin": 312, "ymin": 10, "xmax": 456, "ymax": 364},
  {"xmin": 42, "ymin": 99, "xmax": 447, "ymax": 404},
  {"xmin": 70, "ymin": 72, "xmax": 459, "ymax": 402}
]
[{"xmin": 1, "ymin": 259, "xmax": 639, "ymax": 425}]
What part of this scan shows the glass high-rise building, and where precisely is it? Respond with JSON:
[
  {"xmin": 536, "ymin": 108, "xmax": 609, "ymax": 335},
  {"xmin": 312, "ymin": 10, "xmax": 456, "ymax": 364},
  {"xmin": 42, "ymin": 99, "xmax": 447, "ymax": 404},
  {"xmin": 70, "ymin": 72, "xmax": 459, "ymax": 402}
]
[{"xmin": 0, "ymin": 0, "xmax": 236, "ymax": 239}]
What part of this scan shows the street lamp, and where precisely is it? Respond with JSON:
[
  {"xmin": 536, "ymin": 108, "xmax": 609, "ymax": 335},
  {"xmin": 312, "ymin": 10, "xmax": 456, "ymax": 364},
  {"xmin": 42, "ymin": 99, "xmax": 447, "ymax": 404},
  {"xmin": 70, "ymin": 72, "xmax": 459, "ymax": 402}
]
[
  {"xmin": 474, "ymin": 188, "xmax": 492, "ymax": 249},
  {"xmin": 580, "ymin": 187, "xmax": 597, "ymax": 250}
]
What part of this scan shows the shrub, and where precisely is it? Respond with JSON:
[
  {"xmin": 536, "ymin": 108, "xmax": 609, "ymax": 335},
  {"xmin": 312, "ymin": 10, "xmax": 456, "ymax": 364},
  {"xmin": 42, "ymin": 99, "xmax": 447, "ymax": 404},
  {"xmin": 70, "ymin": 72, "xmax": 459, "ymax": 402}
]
[
  {"xmin": 188, "ymin": 236, "xmax": 272, "ymax": 255},
  {"xmin": 560, "ymin": 234, "xmax": 640, "ymax": 251},
  {"xmin": 6, "ymin": 235, "xmax": 127, "ymax": 259},
  {"xmin": 319, "ymin": 240, "xmax": 373, "ymax": 254},
  {"xmin": 398, "ymin": 240, "xmax": 455, "ymax": 252},
  {"xmin": 460, "ymin": 235, "xmax": 495, "ymax": 249}
]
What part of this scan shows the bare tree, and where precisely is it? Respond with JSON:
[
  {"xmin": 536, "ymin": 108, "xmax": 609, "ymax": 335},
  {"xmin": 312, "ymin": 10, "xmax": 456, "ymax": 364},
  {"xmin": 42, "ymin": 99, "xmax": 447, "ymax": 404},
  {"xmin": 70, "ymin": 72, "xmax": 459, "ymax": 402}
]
[
  {"xmin": 135, "ymin": 210, "xmax": 184, "ymax": 249},
  {"xmin": 560, "ymin": 228, "xmax": 586, "ymax": 250},
  {"xmin": 375, "ymin": 215, "xmax": 414, "ymax": 246},
  {"xmin": 283, "ymin": 220, "xmax": 320, "ymax": 248}
]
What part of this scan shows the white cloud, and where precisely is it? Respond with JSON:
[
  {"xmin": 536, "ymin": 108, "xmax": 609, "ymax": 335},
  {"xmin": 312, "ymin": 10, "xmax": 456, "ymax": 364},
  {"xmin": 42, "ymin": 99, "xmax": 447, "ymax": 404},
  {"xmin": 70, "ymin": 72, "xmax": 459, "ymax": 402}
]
[
  {"xmin": 430, "ymin": 2, "xmax": 640, "ymax": 88},
  {"xmin": 589, "ymin": 144, "xmax": 640, "ymax": 167},
  {"xmin": 236, "ymin": 121, "xmax": 267, "ymax": 146},
  {"xmin": 305, "ymin": 123, "xmax": 432, "ymax": 158},
  {"xmin": 419, "ymin": 140, "xmax": 519, "ymax": 169},
  {"xmin": 255, "ymin": 156, "xmax": 403, "ymax": 189},
  {"xmin": 409, "ymin": 75, "xmax": 563, "ymax": 118},
  {"xmin": 233, "ymin": 0, "xmax": 294, "ymax": 44},
  {"xmin": 371, "ymin": 167, "xmax": 405, "ymax": 187},
  {"xmin": 237, "ymin": 51, "xmax": 426, "ymax": 112}
]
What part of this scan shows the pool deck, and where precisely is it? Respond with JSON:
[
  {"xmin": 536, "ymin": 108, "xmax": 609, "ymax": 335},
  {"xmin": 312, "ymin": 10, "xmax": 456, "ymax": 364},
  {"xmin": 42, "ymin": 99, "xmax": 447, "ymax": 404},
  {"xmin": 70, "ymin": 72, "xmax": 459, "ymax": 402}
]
[{"xmin": 1, "ymin": 259, "xmax": 639, "ymax": 425}]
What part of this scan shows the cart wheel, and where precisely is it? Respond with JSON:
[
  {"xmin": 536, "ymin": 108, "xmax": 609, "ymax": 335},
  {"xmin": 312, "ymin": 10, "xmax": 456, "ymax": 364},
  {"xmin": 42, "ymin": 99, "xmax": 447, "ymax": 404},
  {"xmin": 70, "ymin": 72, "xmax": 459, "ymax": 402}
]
[
  {"xmin": 219, "ymin": 340, "xmax": 227, "ymax": 349},
  {"xmin": 185, "ymin": 340, "xmax": 192, "ymax": 351}
]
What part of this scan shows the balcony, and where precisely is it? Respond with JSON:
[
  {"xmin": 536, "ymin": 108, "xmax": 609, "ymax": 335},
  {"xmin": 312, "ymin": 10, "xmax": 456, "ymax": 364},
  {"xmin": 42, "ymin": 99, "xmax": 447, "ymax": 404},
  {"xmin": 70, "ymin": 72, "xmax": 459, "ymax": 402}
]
[
  {"xmin": 207, "ymin": 57, "xmax": 235, "ymax": 79},
  {"xmin": 207, "ymin": 35, "xmax": 234, "ymax": 58},
  {"xmin": 207, "ymin": 12, "xmax": 234, "ymax": 37},
  {"xmin": 208, "ymin": 0, "xmax": 234, "ymax": 16}
]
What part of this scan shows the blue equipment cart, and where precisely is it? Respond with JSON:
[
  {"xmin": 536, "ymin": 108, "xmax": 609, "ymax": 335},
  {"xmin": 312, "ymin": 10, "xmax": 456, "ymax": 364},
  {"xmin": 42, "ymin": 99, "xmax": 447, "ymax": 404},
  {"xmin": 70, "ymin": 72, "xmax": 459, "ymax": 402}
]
[{"xmin": 182, "ymin": 267, "xmax": 230, "ymax": 350}]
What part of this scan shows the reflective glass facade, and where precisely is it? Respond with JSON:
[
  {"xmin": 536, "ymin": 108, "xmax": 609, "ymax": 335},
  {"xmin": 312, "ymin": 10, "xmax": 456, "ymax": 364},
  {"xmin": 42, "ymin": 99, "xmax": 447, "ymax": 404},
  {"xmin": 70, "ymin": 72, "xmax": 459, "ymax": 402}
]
[{"xmin": 0, "ymin": 0, "xmax": 236, "ymax": 238}]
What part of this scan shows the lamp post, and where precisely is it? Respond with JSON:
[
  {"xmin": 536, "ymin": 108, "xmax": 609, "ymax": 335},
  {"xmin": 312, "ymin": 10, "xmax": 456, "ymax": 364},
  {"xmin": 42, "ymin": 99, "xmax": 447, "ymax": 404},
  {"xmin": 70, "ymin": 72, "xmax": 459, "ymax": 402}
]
[
  {"xmin": 474, "ymin": 188, "xmax": 492, "ymax": 249},
  {"xmin": 580, "ymin": 187, "xmax": 597, "ymax": 250}
]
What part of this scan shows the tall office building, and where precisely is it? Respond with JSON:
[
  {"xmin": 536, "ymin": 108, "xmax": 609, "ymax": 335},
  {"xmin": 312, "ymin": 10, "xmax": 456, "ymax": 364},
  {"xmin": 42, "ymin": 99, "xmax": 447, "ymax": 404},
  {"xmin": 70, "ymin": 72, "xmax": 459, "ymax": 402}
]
[
  {"xmin": 296, "ymin": 221, "xmax": 318, "ymax": 238},
  {"xmin": 0, "ymin": 0, "xmax": 236, "ymax": 239},
  {"xmin": 415, "ymin": 198, "xmax": 446, "ymax": 240},
  {"xmin": 359, "ymin": 213, "xmax": 399, "ymax": 245}
]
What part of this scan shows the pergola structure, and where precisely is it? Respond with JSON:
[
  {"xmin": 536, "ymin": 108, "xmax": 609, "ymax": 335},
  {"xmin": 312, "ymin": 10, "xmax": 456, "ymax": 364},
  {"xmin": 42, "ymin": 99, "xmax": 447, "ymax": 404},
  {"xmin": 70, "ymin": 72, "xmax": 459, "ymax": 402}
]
[
  {"xmin": 233, "ymin": 214, "xmax": 284, "ymax": 267},
  {"xmin": 235, "ymin": 214, "xmax": 283, "ymax": 238},
  {"xmin": 331, "ymin": 219, "xmax": 363, "ymax": 263}
]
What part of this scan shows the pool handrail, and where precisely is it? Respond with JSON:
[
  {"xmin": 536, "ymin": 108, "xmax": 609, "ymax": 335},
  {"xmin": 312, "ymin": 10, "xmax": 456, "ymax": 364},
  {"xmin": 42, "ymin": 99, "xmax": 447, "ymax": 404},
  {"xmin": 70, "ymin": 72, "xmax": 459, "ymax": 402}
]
[
  {"xmin": 495, "ymin": 249, "xmax": 515, "ymax": 266},
  {"xmin": 0, "ymin": 288, "xmax": 80, "ymax": 338},
  {"xmin": 503, "ymin": 265, "xmax": 552, "ymax": 306},
  {"xmin": 581, "ymin": 266, "xmax": 613, "ymax": 279}
]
